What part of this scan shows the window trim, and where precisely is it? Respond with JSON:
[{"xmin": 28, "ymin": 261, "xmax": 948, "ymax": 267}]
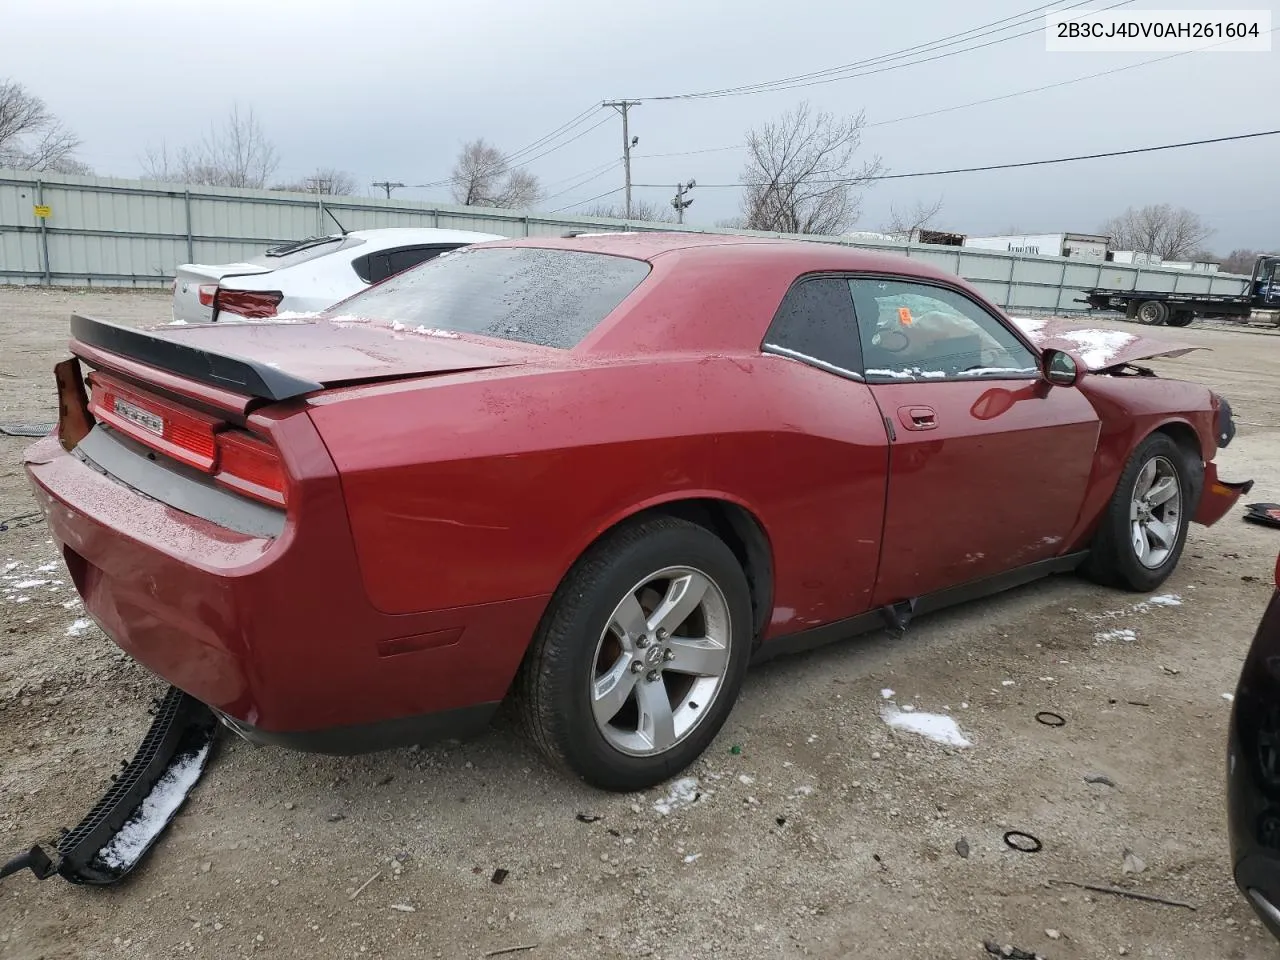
[
  {"xmin": 762, "ymin": 342, "xmax": 865, "ymax": 382},
  {"xmin": 351, "ymin": 244, "xmax": 461, "ymax": 285},
  {"xmin": 847, "ymin": 272, "xmax": 1043, "ymax": 385}
]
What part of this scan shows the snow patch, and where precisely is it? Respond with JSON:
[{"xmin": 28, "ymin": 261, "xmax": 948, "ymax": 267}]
[
  {"xmin": 956, "ymin": 366, "xmax": 1038, "ymax": 377},
  {"xmin": 1096, "ymin": 628, "xmax": 1137, "ymax": 643},
  {"xmin": 1147, "ymin": 594, "xmax": 1182, "ymax": 607},
  {"xmin": 66, "ymin": 618, "xmax": 93, "ymax": 637},
  {"xmin": 880, "ymin": 704, "xmax": 971, "ymax": 747},
  {"xmin": 390, "ymin": 320, "xmax": 408, "ymax": 332},
  {"xmin": 12, "ymin": 579, "xmax": 49, "ymax": 589},
  {"xmin": 682, "ymin": 853, "xmax": 701, "ymax": 864},
  {"xmin": 792, "ymin": 785, "xmax": 815, "ymax": 797},
  {"xmin": 413, "ymin": 326, "xmax": 460, "ymax": 339},
  {"xmin": 2, "ymin": 561, "xmax": 18, "ymax": 572},
  {"xmin": 1223, "ymin": 693, "xmax": 1235, "ymax": 702},
  {"xmin": 881, "ymin": 688, "xmax": 895, "ymax": 699},
  {"xmin": 653, "ymin": 777, "xmax": 701, "ymax": 816},
  {"xmin": 1010, "ymin": 316, "xmax": 1048, "ymax": 337},
  {"xmin": 166, "ymin": 319, "xmax": 188, "ymax": 325},
  {"xmin": 95, "ymin": 743, "xmax": 210, "ymax": 870},
  {"xmin": 34, "ymin": 562, "xmax": 58, "ymax": 573},
  {"xmin": 1058, "ymin": 329, "xmax": 1137, "ymax": 369}
]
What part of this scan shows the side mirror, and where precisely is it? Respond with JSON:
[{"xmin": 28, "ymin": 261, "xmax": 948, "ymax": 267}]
[{"xmin": 1041, "ymin": 348, "xmax": 1080, "ymax": 387}]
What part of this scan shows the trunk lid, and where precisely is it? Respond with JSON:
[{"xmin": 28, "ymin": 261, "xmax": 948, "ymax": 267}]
[{"xmin": 70, "ymin": 314, "xmax": 541, "ymax": 401}]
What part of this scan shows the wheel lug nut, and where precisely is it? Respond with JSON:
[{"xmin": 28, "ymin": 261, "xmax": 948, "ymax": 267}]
[
  {"xmin": 630, "ymin": 661, "xmax": 644, "ymax": 674},
  {"xmin": 663, "ymin": 649, "xmax": 675, "ymax": 662},
  {"xmin": 635, "ymin": 636, "xmax": 650, "ymax": 648},
  {"xmin": 646, "ymin": 670, "xmax": 660, "ymax": 682},
  {"xmin": 657, "ymin": 629, "xmax": 669, "ymax": 640}
]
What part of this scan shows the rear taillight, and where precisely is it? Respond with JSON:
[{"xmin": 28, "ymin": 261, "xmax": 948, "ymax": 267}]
[
  {"xmin": 86, "ymin": 373, "xmax": 287, "ymax": 507},
  {"xmin": 215, "ymin": 289, "xmax": 283, "ymax": 319},
  {"xmin": 198, "ymin": 284, "xmax": 218, "ymax": 307},
  {"xmin": 90, "ymin": 374, "xmax": 219, "ymax": 471},
  {"xmin": 215, "ymin": 431, "xmax": 286, "ymax": 506}
]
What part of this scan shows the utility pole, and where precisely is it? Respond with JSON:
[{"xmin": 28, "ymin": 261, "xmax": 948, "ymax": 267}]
[
  {"xmin": 372, "ymin": 180, "xmax": 404, "ymax": 199},
  {"xmin": 671, "ymin": 179, "xmax": 695, "ymax": 225},
  {"xmin": 305, "ymin": 176, "xmax": 332, "ymax": 234},
  {"xmin": 603, "ymin": 100, "xmax": 641, "ymax": 219}
]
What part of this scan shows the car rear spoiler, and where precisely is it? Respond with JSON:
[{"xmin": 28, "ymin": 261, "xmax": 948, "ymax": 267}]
[{"xmin": 69, "ymin": 314, "xmax": 323, "ymax": 402}]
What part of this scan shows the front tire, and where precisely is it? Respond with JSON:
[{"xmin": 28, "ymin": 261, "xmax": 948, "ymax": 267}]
[
  {"xmin": 1083, "ymin": 433, "xmax": 1200, "ymax": 591},
  {"xmin": 515, "ymin": 516, "xmax": 753, "ymax": 791}
]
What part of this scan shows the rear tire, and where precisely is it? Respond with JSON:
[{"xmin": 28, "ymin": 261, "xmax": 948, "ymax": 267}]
[
  {"xmin": 1135, "ymin": 300, "xmax": 1169, "ymax": 325},
  {"xmin": 1083, "ymin": 433, "xmax": 1200, "ymax": 591},
  {"xmin": 1166, "ymin": 310, "xmax": 1195, "ymax": 327},
  {"xmin": 515, "ymin": 516, "xmax": 753, "ymax": 791}
]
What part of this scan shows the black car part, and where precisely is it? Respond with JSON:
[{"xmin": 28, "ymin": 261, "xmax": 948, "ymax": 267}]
[{"xmin": 0, "ymin": 686, "xmax": 218, "ymax": 886}]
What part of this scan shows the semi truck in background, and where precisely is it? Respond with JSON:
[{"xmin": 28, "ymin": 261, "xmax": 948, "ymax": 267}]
[{"xmin": 1081, "ymin": 254, "xmax": 1280, "ymax": 327}]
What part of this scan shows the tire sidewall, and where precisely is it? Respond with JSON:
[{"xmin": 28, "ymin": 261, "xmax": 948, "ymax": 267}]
[
  {"xmin": 1106, "ymin": 434, "xmax": 1195, "ymax": 591},
  {"xmin": 548, "ymin": 522, "xmax": 753, "ymax": 791}
]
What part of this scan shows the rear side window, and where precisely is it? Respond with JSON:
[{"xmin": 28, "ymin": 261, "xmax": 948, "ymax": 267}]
[
  {"xmin": 327, "ymin": 247, "xmax": 651, "ymax": 349},
  {"xmin": 762, "ymin": 277, "xmax": 863, "ymax": 376},
  {"xmin": 352, "ymin": 245, "xmax": 459, "ymax": 284}
]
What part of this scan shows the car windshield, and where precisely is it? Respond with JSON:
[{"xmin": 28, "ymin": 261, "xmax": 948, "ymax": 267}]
[{"xmin": 323, "ymin": 246, "xmax": 651, "ymax": 349}]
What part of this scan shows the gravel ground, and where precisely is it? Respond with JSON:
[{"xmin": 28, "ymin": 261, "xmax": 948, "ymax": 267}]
[{"xmin": 2, "ymin": 288, "xmax": 1280, "ymax": 960}]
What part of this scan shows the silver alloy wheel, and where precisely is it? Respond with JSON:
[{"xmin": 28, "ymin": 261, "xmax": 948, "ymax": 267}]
[
  {"xmin": 589, "ymin": 565, "xmax": 732, "ymax": 757},
  {"xmin": 1129, "ymin": 455, "xmax": 1182, "ymax": 569}
]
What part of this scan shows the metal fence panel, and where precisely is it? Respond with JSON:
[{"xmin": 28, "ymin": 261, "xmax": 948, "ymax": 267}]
[{"xmin": 0, "ymin": 168, "xmax": 1254, "ymax": 310}]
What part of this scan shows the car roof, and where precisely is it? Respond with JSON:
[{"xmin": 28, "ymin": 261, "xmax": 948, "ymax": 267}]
[
  {"xmin": 480, "ymin": 232, "xmax": 998, "ymax": 357},
  {"xmin": 490, "ymin": 231, "xmax": 959, "ymax": 284}
]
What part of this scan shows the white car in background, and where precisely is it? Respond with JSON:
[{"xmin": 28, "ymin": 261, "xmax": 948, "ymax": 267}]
[{"xmin": 170, "ymin": 227, "xmax": 504, "ymax": 323}]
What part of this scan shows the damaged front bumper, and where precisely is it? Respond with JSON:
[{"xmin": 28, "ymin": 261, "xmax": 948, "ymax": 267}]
[
  {"xmin": 0, "ymin": 686, "xmax": 217, "ymax": 886},
  {"xmin": 1196, "ymin": 461, "xmax": 1255, "ymax": 527}
]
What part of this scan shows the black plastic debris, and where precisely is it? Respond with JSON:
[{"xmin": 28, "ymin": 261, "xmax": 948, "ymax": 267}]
[
  {"xmin": 0, "ymin": 512, "xmax": 45, "ymax": 534},
  {"xmin": 983, "ymin": 941, "xmax": 1040, "ymax": 960},
  {"xmin": 1003, "ymin": 831, "xmax": 1043, "ymax": 853},
  {"xmin": 0, "ymin": 423, "xmax": 54, "ymax": 438},
  {"xmin": 1, "ymin": 686, "xmax": 217, "ymax": 886},
  {"xmin": 1035, "ymin": 711, "xmax": 1066, "ymax": 727},
  {"xmin": 1084, "ymin": 774, "xmax": 1117, "ymax": 788},
  {"xmin": 575, "ymin": 813, "xmax": 601, "ymax": 823},
  {"xmin": 1244, "ymin": 503, "xmax": 1280, "ymax": 529},
  {"xmin": 491, "ymin": 868, "xmax": 509, "ymax": 885},
  {"xmin": 955, "ymin": 838, "xmax": 970, "ymax": 859}
]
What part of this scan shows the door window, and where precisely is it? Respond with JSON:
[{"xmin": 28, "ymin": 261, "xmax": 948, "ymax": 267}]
[{"xmin": 848, "ymin": 278, "xmax": 1037, "ymax": 382}]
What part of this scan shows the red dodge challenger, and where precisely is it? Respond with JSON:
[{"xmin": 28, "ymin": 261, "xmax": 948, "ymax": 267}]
[{"xmin": 24, "ymin": 233, "xmax": 1249, "ymax": 790}]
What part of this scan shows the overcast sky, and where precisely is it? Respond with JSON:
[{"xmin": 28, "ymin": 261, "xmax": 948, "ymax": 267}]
[{"xmin": 2, "ymin": 0, "xmax": 1275, "ymax": 250}]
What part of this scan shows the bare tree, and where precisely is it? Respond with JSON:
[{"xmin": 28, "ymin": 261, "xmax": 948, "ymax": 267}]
[
  {"xmin": 583, "ymin": 199, "xmax": 668, "ymax": 222},
  {"xmin": 883, "ymin": 197, "xmax": 944, "ymax": 239},
  {"xmin": 1099, "ymin": 204, "xmax": 1214, "ymax": 260},
  {"xmin": 738, "ymin": 101, "xmax": 883, "ymax": 235},
  {"xmin": 449, "ymin": 139, "xmax": 542, "ymax": 209},
  {"xmin": 714, "ymin": 216, "xmax": 747, "ymax": 230},
  {"xmin": 1217, "ymin": 248, "xmax": 1276, "ymax": 275},
  {"xmin": 0, "ymin": 78, "xmax": 86, "ymax": 173},
  {"xmin": 141, "ymin": 105, "xmax": 278, "ymax": 188},
  {"xmin": 271, "ymin": 167, "xmax": 357, "ymax": 195}
]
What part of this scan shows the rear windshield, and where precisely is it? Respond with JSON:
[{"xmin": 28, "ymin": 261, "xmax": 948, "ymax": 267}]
[{"xmin": 322, "ymin": 246, "xmax": 651, "ymax": 349}]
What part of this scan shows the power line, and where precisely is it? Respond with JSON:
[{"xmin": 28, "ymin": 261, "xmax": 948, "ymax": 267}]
[
  {"xmin": 630, "ymin": 128, "xmax": 1280, "ymax": 188},
  {"xmin": 542, "ymin": 161, "xmax": 623, "ymax": 202},
  {"xmin": 639, "ymin": 0, "xmax": 1115, "ymax": 100},
  {"xmin": 409, "ymin": 104, "xmax": 607, "ymax": 190},
  {"xmin": 551, "ymin": 186, "xmax": 623, "ymax": 213},
  {"xmin": 631, "ymin": 29, "xmax": 1273, "ymax": 162}
]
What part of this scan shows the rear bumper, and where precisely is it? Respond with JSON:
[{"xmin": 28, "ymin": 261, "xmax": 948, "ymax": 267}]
[
  {"xmin": 1195, "ymin": 461, "xmax": 1253, "ymax": 527},
  {"xmin": 1227, "ymin": 590, "xmax": 1280, "ymax": 938},
  {"xmin": 23, "ymin": 432, "xmax": 546, "ymax": 750}
]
